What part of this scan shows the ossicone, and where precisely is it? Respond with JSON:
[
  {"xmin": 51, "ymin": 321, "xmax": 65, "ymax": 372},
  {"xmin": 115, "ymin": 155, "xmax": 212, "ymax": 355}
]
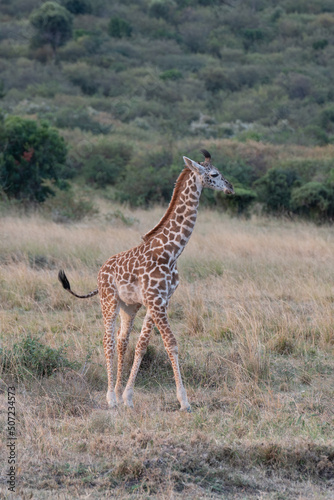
[{"xmin": 200, "ymin": 149, "xmax": 211, "ymax": 160}]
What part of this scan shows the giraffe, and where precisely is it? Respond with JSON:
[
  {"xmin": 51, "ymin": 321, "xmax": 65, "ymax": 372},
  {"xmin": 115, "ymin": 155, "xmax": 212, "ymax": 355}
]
[{"xmin": 58, "ymin": 149, "xmax": 234, "ymax": 411}]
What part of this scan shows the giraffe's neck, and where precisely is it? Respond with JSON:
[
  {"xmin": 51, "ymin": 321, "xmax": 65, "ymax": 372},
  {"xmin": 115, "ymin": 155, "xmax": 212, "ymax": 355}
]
[{"xmin": 143, "ymin": 169, "xmax": 203, "ymax": 263}]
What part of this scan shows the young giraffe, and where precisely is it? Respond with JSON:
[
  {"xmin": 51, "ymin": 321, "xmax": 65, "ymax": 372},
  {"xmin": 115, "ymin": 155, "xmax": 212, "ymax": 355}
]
[{"xmin": 58, "ymin": 150, "xmax": 234, "ymax": 411}]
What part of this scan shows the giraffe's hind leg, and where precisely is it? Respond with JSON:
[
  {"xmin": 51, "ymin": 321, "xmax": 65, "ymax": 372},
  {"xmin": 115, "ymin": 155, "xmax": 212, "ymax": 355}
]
[
  {"xmin": 99, "ymin": 281, "xmax": 121, "ymax": 408},
  {"xmin": 115, "ymin": 303, "xmax": 141, "ymax": 404},
  {"xmin": 123, "ymin": 311, "xmax": 154, "ymax": 408}
]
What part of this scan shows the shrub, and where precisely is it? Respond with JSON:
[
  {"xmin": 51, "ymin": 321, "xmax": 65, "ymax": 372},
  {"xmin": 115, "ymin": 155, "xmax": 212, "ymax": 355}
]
[
  {"xmin": 0, "ymin": 80, "xmax": 6, "ymax": 99},
  {"xmin": 291, "ymin": 182, "xmax": 334, "ymax": 221},
  {"xmin": 42, "ymin": 185, "xmax": 98, "ymax": 222},
  {"xmin": 216, "ymin": 159, "xmax": 256, "ymax": 186},
  {"xmin": 61, "ymin": 0, "xmax": 92, "ymax": 15},
  {"xmin": 160, "ymin": 69, "xmax": 182, "ymax": 81},
  {"xmin": 203, "ymin": 67, "xmax": 237, "ymax": 92},
  {"xmin": 216, "ymin": 186, "xmax": 257, "ymax": 216},
  {"xmin": 52, "ymin": 107, "xmax": 111, "ymax": 134},
  {"xmin": 241, "ymin": 28, "xmax": 266, "ymax": 50},
  {"xmin": 80, "ymin": 140, "xmax": 132, "ymax": 187},
  {"xmin": 63, "ymin": 62, "xmax": 113, "ymax": 96},
  {"xmin": 319, "ymin": 106, "xmax": 334, "ymax": 132},
  {"xmin": 0, "ymin": 115, "xmax": 68, "ymax": 202},
  {"xmin": 312, "ymin": 39, "xmax": 328, "ymax": 50},
  {"xmin": 149, "ymin": 0, "xmax": 176, "ymax": 21},
  {"xmin": 285, "ymin": 73, "xmax": 313, "ymax": 100},
  {"xmin": 115, "ymin": 149, "xmax": 176, "ymax": 206},
  {"xmin": 0, "ymin": 334, "xmax": 79, "ymax": 380},
  {"xmin": 254, "ymin": 168, "xmax": 300, "ymax": 214},
  {"xmin": 108, "ymin": 17, "xmax": 132, "ymax": 38},
  {"xmin": 302, "ymin": 125, "xmax": 329, "ymax": 146}
]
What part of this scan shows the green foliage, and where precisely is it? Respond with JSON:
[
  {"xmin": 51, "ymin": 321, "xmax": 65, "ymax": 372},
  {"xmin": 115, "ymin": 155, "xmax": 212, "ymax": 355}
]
[
  {"xmin": 312, "ymin": 39, "xmax": 328, "ymax": 50},
  {"xmin": 149, "ymin": 0, "xmax": 176, "ymax": 21},
  {"xmin": 0, "ymin": 334, "xmax": 79, "ymax": 379},
  {"xmin": 30, "ymin": 1, "xmax": 73, "ymax": 53},
  {"xmin": 302, "ymin": 125, "xmax": 329, "ymax": 146},
  {"xmin": 291, "ymin": 182, "xmax": 334, "ymax": 221},
  {"xmin": 108, "ymin": 17, "xmax": 132, "ymax": 38},
  {"xmin": 0, "ymin": 80, "xmax": 6, "ymax": 99},
  {"xmin": 216, "ymin": 159, "xmax": 255, "ymax": 187},
  {"xmin": 61, "ymin": 0, "xmax": 92, "ymax": 15},
  {"xmin": 0, "ymin": 115, "xmax": 68, "ymax": 202},
  {"xmin": 319, "ymin": 106, "xmax": 334, "ymax": 132},
  {"xmin": 63, "ymin": 62, "xmax": 111, "ymax": 96},
  {"xmin": 216, "ymin": 186, "xmax": 257, "ymax": 216},
  {"xmin": 52, "ymin": 107, "xmax": 111, "ymax": 134},
  {"xmin": 80, "ymin": 141, "xmax": 132, "ymax": 188},
  {"xmin": 115, "ymin": 150, "xmax": 176, "ymax": 206},
  {"xmin": 160, "ymin": 69, "xmax": 183, "ymax": 81},
  {"xmin": 42, "ymin": 185, "xmax": 99, "ymax": 222},
  {"xmin": 254, "ymin": 168, "xmax": 300, "ymax": 214},
  {"xmin": 242, "ymin": 28, "xmax": 266, "ymax": 51}
]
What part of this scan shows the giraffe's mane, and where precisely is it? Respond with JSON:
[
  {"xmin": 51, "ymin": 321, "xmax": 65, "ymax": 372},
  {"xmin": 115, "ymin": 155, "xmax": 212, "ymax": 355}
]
[{"xmin": 142, "ymin": 167, "xmax": 192, "ymax": 242}]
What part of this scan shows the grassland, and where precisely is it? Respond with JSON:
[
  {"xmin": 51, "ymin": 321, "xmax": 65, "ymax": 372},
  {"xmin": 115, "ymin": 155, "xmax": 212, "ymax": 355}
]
[{"xmin": 0, "ymin": 204, "xmax": 334, "ymax": 498}]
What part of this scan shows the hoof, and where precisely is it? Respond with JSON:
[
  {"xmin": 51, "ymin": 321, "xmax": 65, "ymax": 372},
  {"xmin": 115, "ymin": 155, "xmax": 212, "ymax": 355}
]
[
  {"xmin": 106, "ymin": 391, "xmax": 117, "ymax": 408},
  {"xmin": 122, "ymin": 388, "xmax": 134, "ymax": 408},
  {"xmin": 180, "ymin": 405, "xmax": 191, "ymax": 413}
]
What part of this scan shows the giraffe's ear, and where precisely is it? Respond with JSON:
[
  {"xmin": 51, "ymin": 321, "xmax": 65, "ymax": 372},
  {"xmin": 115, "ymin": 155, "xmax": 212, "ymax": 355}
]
[{"xmin": 183, "ymin": 156, "xmax": 206, "ymax": 175}]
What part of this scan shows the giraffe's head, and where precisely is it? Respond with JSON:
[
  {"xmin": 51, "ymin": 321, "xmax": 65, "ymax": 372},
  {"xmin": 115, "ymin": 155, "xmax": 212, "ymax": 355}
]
[{"xmin": 183, "ymin": 149, "xmax": 234, "ymax": 195}]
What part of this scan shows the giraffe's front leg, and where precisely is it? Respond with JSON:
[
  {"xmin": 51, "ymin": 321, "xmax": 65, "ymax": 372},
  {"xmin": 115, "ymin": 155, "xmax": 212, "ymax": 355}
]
[
  {"xmin": 122, "ymin": 312, "xmax": 154, "ymax": 408},
  {"xmin": 114, "ymin": 304, "xmax": 141, "ymax": 404},
  {"xmin": 150, "ymin": 305, "xmax": 190, "ymax": 412}
]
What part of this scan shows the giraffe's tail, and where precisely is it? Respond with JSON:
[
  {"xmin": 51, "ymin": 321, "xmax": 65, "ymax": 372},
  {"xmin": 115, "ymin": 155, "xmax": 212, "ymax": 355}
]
[{"xmin": 58, "ymin": 270, "xmax": 99, "ymax": 299}]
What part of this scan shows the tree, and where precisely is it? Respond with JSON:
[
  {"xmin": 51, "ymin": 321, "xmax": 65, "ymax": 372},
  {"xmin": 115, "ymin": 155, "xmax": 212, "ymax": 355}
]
[
  {"xmin": 30, "ymin": 1, "xmax": 73, "ymax": 56},
  {"xmin": 0, "ymin": 116, "xmax": 68, "ymax": 202}
]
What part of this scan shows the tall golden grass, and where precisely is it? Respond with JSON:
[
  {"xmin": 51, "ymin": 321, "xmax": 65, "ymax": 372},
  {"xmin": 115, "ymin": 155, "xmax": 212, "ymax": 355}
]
[{"xmin": 0, "ymin": 207, "xmax": 333, "ymax": 498}]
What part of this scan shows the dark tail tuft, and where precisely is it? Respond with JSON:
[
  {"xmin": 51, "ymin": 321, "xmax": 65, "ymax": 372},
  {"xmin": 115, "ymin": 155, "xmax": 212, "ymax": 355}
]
[
  {"xmin": 58, "ymin": 269, "xmax": 71, "ymax": 291},
  {"xmin": 200, "ymin": 148, "xmax": 211, "ymax": 159}
]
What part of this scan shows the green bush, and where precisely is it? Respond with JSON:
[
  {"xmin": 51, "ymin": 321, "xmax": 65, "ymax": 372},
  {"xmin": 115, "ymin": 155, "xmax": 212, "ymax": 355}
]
[
  {"xmin": 242, "ymin": 28, "xmax": 266, "ymax": 50},
  {"xmin": 42, "ymin": 185, "xmax": 99, "ymax": 222},
  {"xmin": 115, "ymin": 149, "xmax": 176, "ymax": 206},
  {"xmin": 52, "ymin": 107, "xmax": 111, "ymax": 134},
  {"xmin": 319, "ymin": 106, "xmax": 334, "ymax": 132},
  {"xmin": 0, "ymin": 334, "xmax": 80, "ymax": 379},
  {"xmin": 254, "ymin": 168, "xmax": 300, "ymax": 214},
  {"xmin": 216, "ymin": 186, "xmax": 257, "ymax": 216},
  {"xmin": 108, "ymin": 17, "xmax": 132, "ymax": 38},
  {"xmin": 302, "ymin": 125, "xmax": 329, "ymax": 146},
  {"xmin": 312, "ymin": 39, "xmax": 328, "ymax": 50},
  {"xmin": 80, "ymin": 140, "xmax": 132, "ymax": 187},
  {"xmin": 63, "ymin": 62, "xmax": 113, "ymax": 96},
  {"xmin": 0, "ymin": 115, "xmax": 68, "ymax": 202},
  {"xmin": 216, "ymin": 159, "xmax": 256, "ymax": 187},
  {"xmin": 149, "ymin": 0, "xmax": 176, "ymax": 21},
  {"xmin": 160, "ymin": 69, "xmax": 182, "ymax": 81},
  {"xmin": 291, "ymin": 181, "xmax": 334, "ymax": 221},
  {"xmin": 61, "ymin": 0, "xmax": 92, "ymax": 15}
]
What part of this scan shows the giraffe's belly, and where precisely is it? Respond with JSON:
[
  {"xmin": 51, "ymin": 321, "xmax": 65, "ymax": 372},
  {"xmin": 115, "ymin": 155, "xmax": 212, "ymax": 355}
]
[{"xmin": 117, "ymin": 282, "xmax": 143, "ymax": 306}]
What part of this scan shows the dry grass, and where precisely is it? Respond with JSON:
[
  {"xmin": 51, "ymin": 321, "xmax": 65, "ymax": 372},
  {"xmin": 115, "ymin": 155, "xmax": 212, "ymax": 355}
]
[{"xmin": 0, "ymin": 206, "xmax": 334, "ymax": 498}]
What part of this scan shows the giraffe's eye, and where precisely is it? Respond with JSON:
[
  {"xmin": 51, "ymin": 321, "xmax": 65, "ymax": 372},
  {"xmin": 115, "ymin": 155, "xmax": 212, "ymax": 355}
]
[{"xmin": 211, "ymin": 173, "xmax": 219, "ymax": 178}]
